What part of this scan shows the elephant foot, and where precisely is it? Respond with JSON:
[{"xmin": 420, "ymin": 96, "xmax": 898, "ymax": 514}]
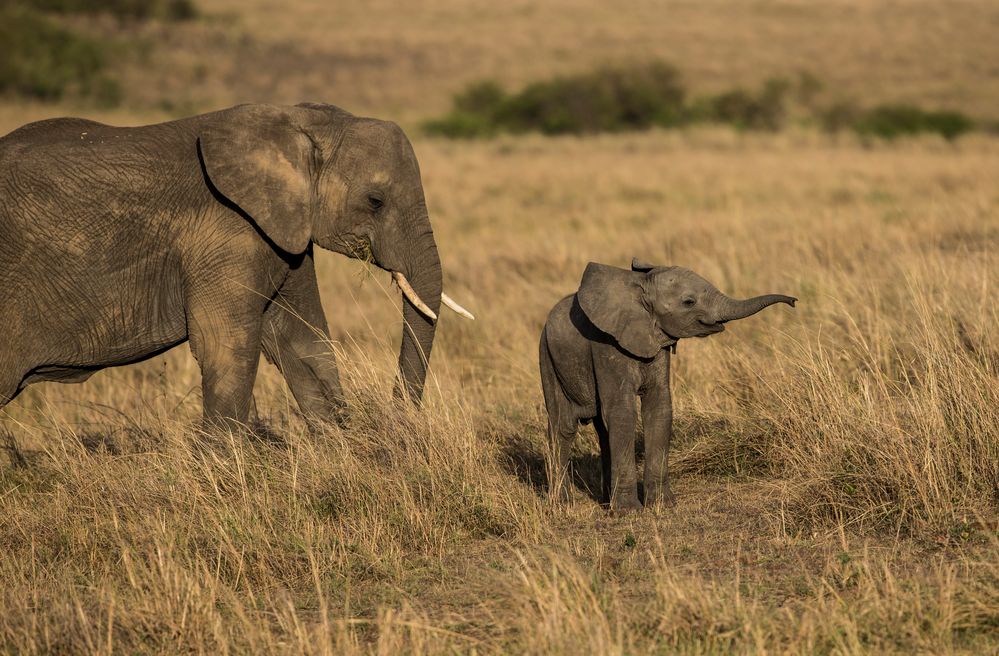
[
  {"xmin": 247, "ymin": 420, "xmax": 287, "ymax": 447},
  {"xmin": 610, "ymin": 494, "xmax": 643, "ymax": 515},
  {"xmin": 330, "ymin": 402, "xmax": 350, "ymax": 429},
  {"xmin": 317, "ymin": 407, "xmax": 350, "ymax": 431},
  {"xmin": 202, "ymin": 414, "xmax": 252, "ymax": 436},
  {"xmin": 300, "ymin": 404, "xmax": 349, "ymax": 434},
  {"xmin": 644, "ymin": 484, "xmax": 677, "ymax": 509}
]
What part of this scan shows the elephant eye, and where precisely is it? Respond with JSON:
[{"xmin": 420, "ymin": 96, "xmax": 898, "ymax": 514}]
[
  {"xmin": 367, "ymin": 194, "xmax": 384, "ymax": 212},
  {"xmin": 682, "ymin": 298, "xmax": 696, "ymax": 307}
]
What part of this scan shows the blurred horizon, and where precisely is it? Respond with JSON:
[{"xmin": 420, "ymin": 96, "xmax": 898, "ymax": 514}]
[{"xmin": 2, "ymin": 0, "xmax": 998, "ymax": 132}]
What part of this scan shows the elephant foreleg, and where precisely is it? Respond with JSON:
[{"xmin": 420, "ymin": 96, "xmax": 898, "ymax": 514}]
[
  {"xmin": 593, "ymin": 413, "xmax": 612, "ymax": 504},
  {"xmin": 640, "ymin": 357, "xmax": 675, "ymax": 508},
  {"xmin": 186, "ymin": 282, "xmax": 267, "ymax": 431},
  {"xmin": 188, "ymin": 316, "xmax": 263, "ymax": 431},
  {"xmin": 599, "ymin": 391, "xmax": 642, "ymax": 512},
  {"xmin": 260, "ymin": 253, "xmax": 346, "ymax": 429}
]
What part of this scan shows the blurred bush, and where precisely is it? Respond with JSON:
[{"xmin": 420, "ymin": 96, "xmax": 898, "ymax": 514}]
[
  {"xmin": 698, "ymin": 77, "xmax": 791, "ymax": 131},
  {"xmin": 426, "ymin": 63, "xmax": 687, "ymax": 137},
  {"xmin": 423, "ymin": 81, "xmax": 506, "ymax": 137},
  {"xmin": 0, "ymin": 0, "xmax": 196, "ymax": 105},
  {"xmin": 499, "ymin": 63, "xmax": 687, "ymax": 134},
  {"xmin": 0, "ymin": 5, "xmax": 120, "ymax": 104},
  {"xmin": 852, "ymin": 104, "xmax": 974, "ymax": 141},
  {"xmin": 427, "ymin": 65, "xmax": 981, "ymax": 140},
  {"xmin": 817, "ymin": 101, "xmax": 862, "ymax": 134},
  {"xmin": 30, "ymin": 0, "xmax": 196, "ymax": 21},
  {"xmin": 819, "ymin": 102, "xmax": 975, "ymax": 140}
]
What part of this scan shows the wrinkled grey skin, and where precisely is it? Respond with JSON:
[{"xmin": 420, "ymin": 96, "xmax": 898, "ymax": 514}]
[
  {"xmin": 0, "ymin": 103, "xmax": 443, "ymax": 429},
  {"xmin": 540, "ymin": 258, "xmax": 796, "ymax": 511}
]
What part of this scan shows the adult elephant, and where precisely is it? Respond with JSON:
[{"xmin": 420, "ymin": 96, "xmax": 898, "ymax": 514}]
[{"xmin": 0, "ymin": 103, "xmax": 471, "ymax": 429}]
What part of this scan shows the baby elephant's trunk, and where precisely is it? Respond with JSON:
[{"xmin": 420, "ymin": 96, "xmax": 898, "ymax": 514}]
[{"xmin": 715, "ymin": 293, "xmax": 796, "ymax": 322}]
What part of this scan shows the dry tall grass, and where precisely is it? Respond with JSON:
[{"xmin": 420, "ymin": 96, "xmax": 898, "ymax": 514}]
[{"xmin": 2, "ymin": 125, "xmax": 997, "ymax": 653}]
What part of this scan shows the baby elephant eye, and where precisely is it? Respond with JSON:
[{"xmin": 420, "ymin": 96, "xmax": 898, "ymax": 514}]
[
  {"xmin": 682, "ymin": 298, "xmax": 696, "ymax": 307},
  {"xmin": 367, "ymin": 195, "xmax": 384, "ymax": 211}
]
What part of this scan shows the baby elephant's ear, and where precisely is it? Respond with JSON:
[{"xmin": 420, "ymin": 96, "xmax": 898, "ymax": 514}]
[
  {"xmin": 576, "ymin": 262, "xmax": 661, "ymax": 359},
  {"xmin": 631, "ymin": 258, "xmax": 657, "ymax": 272}
]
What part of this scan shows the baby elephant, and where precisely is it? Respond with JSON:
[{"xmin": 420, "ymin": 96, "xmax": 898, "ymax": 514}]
[{"xmin": 539, "ymin": 259, "xmax": 796, "ymax": 511}]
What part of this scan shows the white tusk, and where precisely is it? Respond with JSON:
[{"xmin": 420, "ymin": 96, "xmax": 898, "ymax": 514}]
[
  {"xmin": 392, "ymin": 271, "xmax": 437, "ymax": 321},
  {"xmin": 441, "ymin": 293, "xmax": 475, "ymax": 320}
]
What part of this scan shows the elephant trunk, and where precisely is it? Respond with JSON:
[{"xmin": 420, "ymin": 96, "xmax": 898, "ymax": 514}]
[
  {"xmin": 387, "ymin": 217, "xmax": 442, "ymax": 405},
  {"xmin": 714, "ymin": 292, "xmax": 796, "ymax": 322}
]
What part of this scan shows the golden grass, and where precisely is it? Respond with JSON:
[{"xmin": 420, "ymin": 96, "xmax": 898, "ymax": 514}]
[{"xmin": 2, "ymin": 123, "xmax": 997, "ymax": 652}]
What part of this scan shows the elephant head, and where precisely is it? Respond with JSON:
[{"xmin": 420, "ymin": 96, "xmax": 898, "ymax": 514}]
[
  {"xmin": 576, "ymin": 259, "xmax": 796, "ymax": 358},
  {"xmin": 197, "ymin": 103, "xmax": 471, "ymax": 403}
]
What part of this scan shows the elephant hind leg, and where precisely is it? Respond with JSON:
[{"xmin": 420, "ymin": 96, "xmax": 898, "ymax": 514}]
[
  {"xmin": 540, "ymin": 330, "xmax": 580, "ymax": 501},
  {"xmin": 546, "ymin": 414, "xmax": 578, "ymax": 502}
]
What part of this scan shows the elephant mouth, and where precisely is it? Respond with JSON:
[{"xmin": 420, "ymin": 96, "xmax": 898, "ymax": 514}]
[
  {"xmin": 333, "ymin": 233, "xmax": 375, "ymax": 263},
  {"xmin": 697, "ymin": 319, "xmax": 726, "ymax": 336}
]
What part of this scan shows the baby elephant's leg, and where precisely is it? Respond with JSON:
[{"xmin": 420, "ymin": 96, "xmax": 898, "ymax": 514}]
[
  {"xmin": 592, "ymin": 414, "xmax": 611, "ymax": 503},
  {"xmin": 545, "ymin": 405, "xmax": 578, "ymax": 502},
  {"xmin": 540, "ymin": 335, "xmax": 579, "ymax": 502},
  {"xmin": 641, "ymin": 378, "xmax": 675, "ymax": 508},
  {"xmin": 599, "ymin": 392, "xmax": 642, "ymax": 512}
]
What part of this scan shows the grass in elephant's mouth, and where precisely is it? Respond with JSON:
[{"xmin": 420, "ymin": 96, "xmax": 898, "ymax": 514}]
[{"xmin": 2, "ymin": 131, "xmax": 998, "ymax": 653}]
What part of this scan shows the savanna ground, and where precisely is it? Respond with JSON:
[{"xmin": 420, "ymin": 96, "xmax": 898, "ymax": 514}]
[{"xmin": 2, "ymin": 1, "xmax": 998, "ymax": 653}]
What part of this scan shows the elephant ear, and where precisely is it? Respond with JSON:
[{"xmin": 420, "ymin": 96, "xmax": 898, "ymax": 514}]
[
  {"xmin": 199, "ymin": 104, "xmax": 317, "ymax": 254},
  {"xmin": 576, "ymin": 262, "xmax": 661, "ymax": 359}
]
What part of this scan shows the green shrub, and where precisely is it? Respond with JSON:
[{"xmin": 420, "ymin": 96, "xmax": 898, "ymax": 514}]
[
  {"xmin": 854, "ymin": 104, "xmax": 974, "ymax": 140},
  {"xmin": 817, "ymin": 100, "xmax": 863, "ymax": 133},
  {"xmin": 0, "ymin": 6, "xmax": 120, "ymax": 103},
  {"xmin": 425, "ymin": 62, "xmax": 687, "ymax": 137},
  {"xmin": 454, "ymin": 80, "xmax": 507, "ymax": 116},
  {"xmin": 425, "ymin": 65, "xmax": 985, "ymax": 140},
  {"xmin": 423, "ymin": 81, "xmax": 506, "ymax": 137},
  {"xmin": 702, "ymin": 77, "xmax": 790, "ymax": 131},
  {"xmin": 28, "ymin": 0, "xmax": 197, "ymax": 21},
  {"xmin": 793, "ymin": 70, "xmax": 824, "ymax": 109},
  {"xmin": 424, "ymin": 111, "xmax": 497, "ymax": 138},
  {"xmin": 499, "ymin": 63, "xmax": 686, "ymax": 134}
]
